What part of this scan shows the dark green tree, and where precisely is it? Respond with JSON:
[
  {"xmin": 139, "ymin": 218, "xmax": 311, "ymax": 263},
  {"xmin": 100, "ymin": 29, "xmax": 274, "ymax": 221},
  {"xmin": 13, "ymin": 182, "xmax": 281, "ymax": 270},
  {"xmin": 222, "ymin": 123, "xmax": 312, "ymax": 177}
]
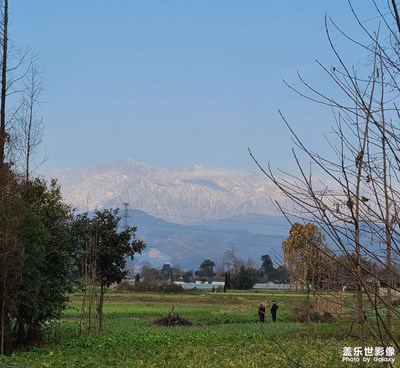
[
  {"xmin": 260, "ymin": 255, "xmax": 274, "ymax": 280},
  {"xmin": 196, "ymin": 259, "xmax": 215, "ymax": 277},
  {"xmin": 161, "ymin": 264, "xmax": 173, "ymax": 281},
  {"xmin": 0, "ymin": 167, "xmax": 25, "ymax": 354},
  {"xmin": 224, "ymin": 271, "xmax": 231, "ymax": 291},
  {"xmin": 237, "ymin": 265, "xmax": 258, "ymax": 290},
  {"xmin": 182, "ymin": 271, "xmax": 193, "ymax": 283},
  {"xmin": 270, "ymin": 265, "xmax": 290, "ymax": 284},
  {"xmin": 73, "ymin": 208, "xmax": 145, "ymax": 333},
  {"xmin": 15, "ymin": 178, "xmax": 75, "ymax": 345},
  {"xmin": 0, "ymin": 177, "xmax": 75, "ymax": 352}
]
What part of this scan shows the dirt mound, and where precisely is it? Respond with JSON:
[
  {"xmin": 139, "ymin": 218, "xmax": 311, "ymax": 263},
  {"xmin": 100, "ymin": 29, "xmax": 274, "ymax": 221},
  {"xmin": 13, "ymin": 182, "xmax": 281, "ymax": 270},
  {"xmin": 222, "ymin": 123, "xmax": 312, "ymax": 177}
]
[
  {"xmin": 291, "ymin": 300, "xmax": 336, "ymax": 323},
  {"xmin": 153, "ymin": 311, "xmax": 192, "ymax": 327}
]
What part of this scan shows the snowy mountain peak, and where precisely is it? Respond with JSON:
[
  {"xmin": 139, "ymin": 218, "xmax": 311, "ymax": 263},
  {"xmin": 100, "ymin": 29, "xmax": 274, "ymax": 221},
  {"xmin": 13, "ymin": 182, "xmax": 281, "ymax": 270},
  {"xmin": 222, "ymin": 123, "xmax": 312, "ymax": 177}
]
[
  {"xmin": 182, "ymin": 164, "xmax": 205, "ymax": 173},
  {"xmin": 44, "ymin": 159, "xmax": 285, "ymax": 224}
]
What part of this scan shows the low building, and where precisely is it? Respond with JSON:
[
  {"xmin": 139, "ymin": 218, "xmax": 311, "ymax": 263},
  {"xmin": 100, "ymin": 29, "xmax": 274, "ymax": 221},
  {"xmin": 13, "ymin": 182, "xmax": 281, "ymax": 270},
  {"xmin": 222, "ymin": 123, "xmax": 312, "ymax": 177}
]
[
  {"xmin": 253, "ymin": 282, "xmax": 290, "ymax": 290},
  {"xmin": 175, "ymin": 281, "xmax": 224, "ymax": 289}
]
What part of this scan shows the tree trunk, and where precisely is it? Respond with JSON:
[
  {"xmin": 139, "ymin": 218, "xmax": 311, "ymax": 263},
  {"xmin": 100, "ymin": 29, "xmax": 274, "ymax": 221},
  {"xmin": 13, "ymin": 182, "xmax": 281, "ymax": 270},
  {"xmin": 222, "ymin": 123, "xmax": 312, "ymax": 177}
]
[
  {"xmin": 0, "ymin": 0, "xmax": 8, "ymax": 165},
  {"xmin": 97, "ymin": 285, "xmax": 105, "ymax": 333}
]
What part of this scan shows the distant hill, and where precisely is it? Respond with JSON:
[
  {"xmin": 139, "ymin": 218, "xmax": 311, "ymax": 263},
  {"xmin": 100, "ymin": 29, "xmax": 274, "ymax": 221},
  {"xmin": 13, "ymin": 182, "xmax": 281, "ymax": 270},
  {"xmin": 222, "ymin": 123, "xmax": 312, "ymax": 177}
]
[
  {"xmin": 44, "ymin": 159, "xmax": 293, "ymax": 270},
  {"xmin": 126, "ymin": 210, "xmax": 288, "ymax": 270},
  {"xmin": 194, "ymin": 213, "xmax": 292, "ymax": 236}
]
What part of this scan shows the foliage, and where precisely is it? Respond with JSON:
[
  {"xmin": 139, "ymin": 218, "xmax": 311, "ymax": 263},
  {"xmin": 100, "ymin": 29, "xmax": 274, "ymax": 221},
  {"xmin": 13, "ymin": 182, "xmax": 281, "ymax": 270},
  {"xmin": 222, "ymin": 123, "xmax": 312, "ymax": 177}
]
[
  {"xmin": 269, "ymin": 265, "xmax": 290, "ymax": 284},
  {"xmin": 260, "ymin": 255, "xmax": 290, "ymax": 283},
  {"xmin": 224, "ymin": 272, "xmax": 231, "ymax": 291},
  {"xmin": 260, "ymin": 254, "xmax": 273, "ymax": 278},
  {"xmin": 73, "ymin": 208, "xmax": 146, "ymax": 288},
  {"xmin": 0, "ymin": 175, "xmax": 74, "ymax": 353},
  {"xmin": 182, "ymin": 271, "xmax": 193, "ymax": 283},
  {"xmin": 98, "ymin": 209, "xmax": 144, "ymax": 287},
  {"xmin": 196, "ymin": 259, "xmax": 216, "ymax": 277},
  {"xmin": 282, "ymin": 223, "xmax": 333, "ymax": 291},
  {"xmin": 14, "ymin": 178, "xmax": 75, "ymax": 345},
  {"xmin": 335, "ymin": 254, "xmax": 375, "ymax": 289},
  {"xmin": 0, "ymin": 166, "xmax": 25, "ymax": 354},
  {"xmin": 116, "ymin": 281, "xmax": 186, "ymax": 293},
  {"xmin": 236, "ymin": 265, "xmax": 258, "ymax": 290},
  {"xmin": 72, "ymin": 208, "xmax": 145, "ymax": 333},
  {"xmin": 160, "ymin": 264, "xmax": 172, "ymax": 281}
]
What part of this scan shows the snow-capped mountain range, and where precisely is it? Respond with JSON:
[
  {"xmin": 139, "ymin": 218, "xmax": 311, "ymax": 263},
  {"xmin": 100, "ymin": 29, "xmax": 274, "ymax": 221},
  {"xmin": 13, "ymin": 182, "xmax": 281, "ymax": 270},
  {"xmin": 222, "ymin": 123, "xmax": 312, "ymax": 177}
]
[{"xmin": 44, "ymin": 159, "xmax": 285, "ymax": 223}]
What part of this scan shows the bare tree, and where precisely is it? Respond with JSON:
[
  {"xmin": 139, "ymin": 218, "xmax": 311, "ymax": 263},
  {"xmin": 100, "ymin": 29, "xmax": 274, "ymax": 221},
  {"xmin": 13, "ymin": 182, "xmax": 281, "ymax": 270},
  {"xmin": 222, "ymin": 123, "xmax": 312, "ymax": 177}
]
[
  {"xmin": 0, "ymin": 1, "xmax": 27, "ymax": 354},
  {"xmin": 79, "ymin": 228, "xmax": 98, "ymax": 336},
  {"xmin": 223, "ymin": 245, "xmax": 241, "ymax": 274},
  {"xmin": 250, "ymin": 1, "xmax": 400, "ymax": 366},
  {"xmin": 0, "ymin": 0, "xmax": 32, "ymax": 168},
  {"xmin": 15, "ymin": 61, "xmax": 45, "ymax": 182},
  {"xmin": 223, "ymin": 246, "xmax": 242, "ymax": 289},
  {"xmin": 0, "ymin": 0, "xmax": 8, "ymax": 166}
]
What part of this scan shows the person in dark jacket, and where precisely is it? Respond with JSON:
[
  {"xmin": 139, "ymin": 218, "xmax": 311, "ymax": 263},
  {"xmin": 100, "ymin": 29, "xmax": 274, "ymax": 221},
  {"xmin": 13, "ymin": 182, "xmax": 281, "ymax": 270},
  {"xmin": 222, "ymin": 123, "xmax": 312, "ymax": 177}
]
[
  {"xmin": 270, "ymin": 300, "xmax": 278, "ymax": 322},
  {"xmin": 258, "ymin": 303, "xmax": 266, "ymax": 323}
]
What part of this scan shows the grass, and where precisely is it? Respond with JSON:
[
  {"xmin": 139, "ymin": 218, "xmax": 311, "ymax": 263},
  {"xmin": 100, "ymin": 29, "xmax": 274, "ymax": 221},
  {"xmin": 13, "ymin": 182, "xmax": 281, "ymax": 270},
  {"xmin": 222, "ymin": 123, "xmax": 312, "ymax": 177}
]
[{"xmin": 0, "ymin": 290, "xmax": 399, "ymax": 367}]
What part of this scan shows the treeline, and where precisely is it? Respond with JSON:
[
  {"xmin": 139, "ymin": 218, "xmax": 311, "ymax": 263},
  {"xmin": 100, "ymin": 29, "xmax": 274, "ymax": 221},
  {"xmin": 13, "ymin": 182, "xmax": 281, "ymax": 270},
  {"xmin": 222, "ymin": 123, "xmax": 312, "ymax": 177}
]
[{"xmin": 125, "ymin": 250, "xmax": 289, "ymax": 291}]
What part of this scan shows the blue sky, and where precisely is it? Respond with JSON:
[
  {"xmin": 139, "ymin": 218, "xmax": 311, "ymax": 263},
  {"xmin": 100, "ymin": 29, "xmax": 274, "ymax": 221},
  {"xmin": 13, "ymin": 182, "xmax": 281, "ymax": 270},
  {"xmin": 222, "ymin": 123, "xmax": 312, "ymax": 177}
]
[{"xmin": 11, "ymin": 1, "xmax": 378, "ymax": 172}]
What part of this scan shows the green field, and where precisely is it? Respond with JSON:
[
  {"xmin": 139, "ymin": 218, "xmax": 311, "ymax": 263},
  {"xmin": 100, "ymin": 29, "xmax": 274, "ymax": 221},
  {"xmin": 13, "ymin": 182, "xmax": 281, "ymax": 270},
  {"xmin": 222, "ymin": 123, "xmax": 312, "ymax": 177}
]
[{"xmin": 0, "ymin": 290, "xmax": 398, "ymax": 367}]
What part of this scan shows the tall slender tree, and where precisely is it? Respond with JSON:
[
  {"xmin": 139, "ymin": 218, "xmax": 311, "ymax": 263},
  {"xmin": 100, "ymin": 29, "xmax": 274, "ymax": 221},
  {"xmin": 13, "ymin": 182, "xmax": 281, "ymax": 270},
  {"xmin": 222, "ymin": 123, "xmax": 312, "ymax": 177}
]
[
  {"xmin": 16, "ymin": 61, "xmax": 44, "ymax": 182},
  {"xmin": 0, "ymin": 0, "xmax": 8, "ymax": 166}
]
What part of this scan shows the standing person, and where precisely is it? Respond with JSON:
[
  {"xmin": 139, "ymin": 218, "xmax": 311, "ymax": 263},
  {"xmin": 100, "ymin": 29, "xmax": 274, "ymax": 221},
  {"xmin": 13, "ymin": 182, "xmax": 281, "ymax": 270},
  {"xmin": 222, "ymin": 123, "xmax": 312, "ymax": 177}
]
[
  {"xmin": 258, "ymin": 303, "xmax": 266, "ymax": 323},
  {"xmin": 270, "ymin": 300, "xmax": 278, "ymax": 322}
]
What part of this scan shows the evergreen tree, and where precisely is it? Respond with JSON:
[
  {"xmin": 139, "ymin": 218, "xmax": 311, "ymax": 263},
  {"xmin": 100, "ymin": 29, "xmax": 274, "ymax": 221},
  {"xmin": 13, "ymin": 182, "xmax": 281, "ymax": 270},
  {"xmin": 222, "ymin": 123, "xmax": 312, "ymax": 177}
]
[
  {"xmin": 224, "ymin": 271, "xmax": 231, "ymax": 291},
  {"xmin": 73, "ymin": 208, "xmax": 145, "ymax": 333},
  {"xmin": 196, "ymin": 259, "xmax": 215, "ymax": 277},
  {"xmin": 15, "ymin": 178, "xmax": 75, "ymax": 345}
]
